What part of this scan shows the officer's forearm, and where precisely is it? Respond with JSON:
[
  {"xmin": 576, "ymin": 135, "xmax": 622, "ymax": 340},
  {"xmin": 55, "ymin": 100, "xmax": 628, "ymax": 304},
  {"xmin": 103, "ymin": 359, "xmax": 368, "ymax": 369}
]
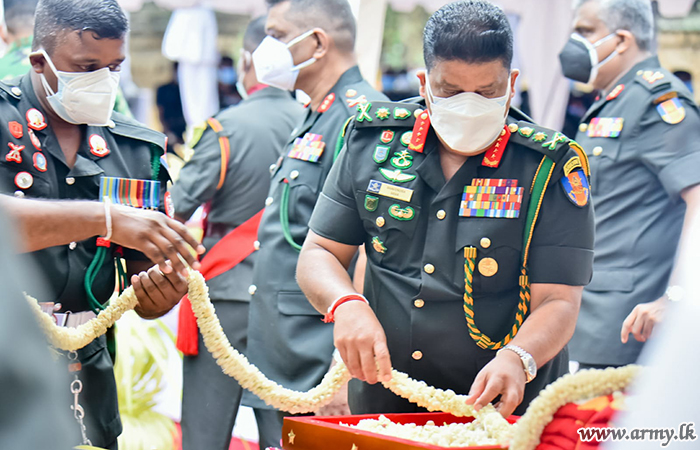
[
  {"xmin": 509, "ymin": 283, "xmax": 583, "ymax": 368},
  {"xmin": 297, "ymin": 230, "xmax": 360, "ymax": 314},
  {"xmin": 670, "ymin": 184, "xmax": 700, "ymax": 301},
  {"xmin": 0, "ymin": 195, "xmax": 106, "ymax": 253}
]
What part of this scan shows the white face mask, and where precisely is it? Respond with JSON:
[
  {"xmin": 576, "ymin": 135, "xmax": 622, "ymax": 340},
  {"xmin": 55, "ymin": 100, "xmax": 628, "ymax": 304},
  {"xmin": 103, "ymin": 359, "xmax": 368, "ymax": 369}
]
[
  {"xmin": 425, "ymin": 76, "xmax": 511, "ymax": 155},
  {"xmin": 252, "ymin": 30, "xmax": 317, "ymax": 91},
  {"xmin": 39, "ymin": 50, "xmax": 120, "ymax": 126},
  {"xmin": 236, "ymin": 50, "xmax": 251, "ymax": 100}
]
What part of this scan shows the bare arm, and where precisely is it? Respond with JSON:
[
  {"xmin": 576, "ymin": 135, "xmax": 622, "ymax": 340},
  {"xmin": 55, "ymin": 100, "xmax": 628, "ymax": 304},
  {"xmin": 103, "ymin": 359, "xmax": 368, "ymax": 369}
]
[
  {"xmin": 621, "ymin": 183, "xmax": 700, "ymax": 343},
  {"xmin": 297, "ymin": 231, "xmax": 392, "ymax": 385},
  {"xmin": 466, "ymin": 283, "xmax": 582, "ymax": 416}
]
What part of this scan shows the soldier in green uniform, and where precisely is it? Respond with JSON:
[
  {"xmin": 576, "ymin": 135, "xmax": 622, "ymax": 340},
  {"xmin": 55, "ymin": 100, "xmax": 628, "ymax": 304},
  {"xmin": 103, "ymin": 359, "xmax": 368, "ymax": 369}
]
[
  {"xmin": 170, "ymin": 16, "xmax": 304, "ymax": 450},
  {"xmin": 242, "ymin": 0, "xmax": 388, "ymax": 436},
  {"xmin": 297, "ymin": 0, "xmax": 595, "ymax": 417},
  {"xmin": 0, "ymin": 0, "xmax": 36, "ymax": 81},
  {"xmin": 0, "ymin": 0, "xmax": 203, "ymax": 447},
  {"xmin": 560, "ymin": 0, "xmax": 700, "ymax": 368}
]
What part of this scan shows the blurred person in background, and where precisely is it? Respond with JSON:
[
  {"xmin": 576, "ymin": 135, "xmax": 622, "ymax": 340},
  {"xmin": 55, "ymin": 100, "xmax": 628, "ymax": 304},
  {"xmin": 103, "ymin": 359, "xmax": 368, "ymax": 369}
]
[
  {"xmin": 170, "ymin": 16, "xmax": 304, "ymax": 450},
  {"xmin": 0, "ymin": 0, "xmax": 204, "ymax": 447},
  {"xmin": 242, "ymin": 0, "xmax": 388, "ymax": 442},
  {"xmin": 218, "ymin": 55, "xmax": 242, "ymax": 108},
  {"xmin": 156, "ymin": 61, "xmax": 187, "ymax": 154},
  {"xmin": 561, "ymin": 0, "xmax": 700, "ymax": 369},
  {"xmin": 0, "ymin": 0, "xmax": 37, "ymax": 81}
]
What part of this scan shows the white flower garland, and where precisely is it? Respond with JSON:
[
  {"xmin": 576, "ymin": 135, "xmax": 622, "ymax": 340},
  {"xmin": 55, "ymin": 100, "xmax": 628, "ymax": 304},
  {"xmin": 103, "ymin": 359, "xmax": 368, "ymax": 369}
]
[{"xmin": 27, "ymin": 270, "xmax": 640, "ymax": 448}]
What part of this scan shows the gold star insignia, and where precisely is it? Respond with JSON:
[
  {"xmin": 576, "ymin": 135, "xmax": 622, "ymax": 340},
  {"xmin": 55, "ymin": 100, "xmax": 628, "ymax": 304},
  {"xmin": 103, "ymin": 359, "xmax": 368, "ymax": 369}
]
[
  {"xmin": 288, "ymin": 430, "xmax": 296, "ymax": 444},
  {"xmin": 532, "ymin": 132, "xmax": 547, "ymax": 142},
  {"xmin": 375, "ymin": 107, "xmax": 391, "ymax": 120}
]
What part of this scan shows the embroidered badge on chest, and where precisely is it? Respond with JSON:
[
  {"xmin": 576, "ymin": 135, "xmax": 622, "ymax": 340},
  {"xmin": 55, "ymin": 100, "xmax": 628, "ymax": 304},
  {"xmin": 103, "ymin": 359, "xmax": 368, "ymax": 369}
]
[
  {"xmin": 587, "ymin": 117, "xmax": 624, "ymax": 138},
  {"xmin": 561, "ymin": 169, "xmax": 590, "ymax": 207},
  {"xmin": 26, "ymin": 108, "xmax": 47, "ymax": 131},
  {"xmin": 8, "ymin": 121, "xmax": 23, "ymax": 139},
  {"xmin": 100, "ymin": 177, "xmax": 161, "ymax": 209},
  {"xmin": 288, "ymin": 133, "xmax": 325, "ymax": 163},
  {"xmin": 459, "ymin": 178, "xmax": 523, "ymax": 219},
  {"xmin": 6, "ymin": 142, "xmax": 24, "ymax": 163},
  {"xmin": 89, "ymin": 134, "xmax": 110, "ymax": 157},
  {"xmin": 33, "ymin": 152, "xmax": 47, "ymax": 172},
  {"xmin": 28, "ymin": 129, "xmax": 41, "ymax": 150}
]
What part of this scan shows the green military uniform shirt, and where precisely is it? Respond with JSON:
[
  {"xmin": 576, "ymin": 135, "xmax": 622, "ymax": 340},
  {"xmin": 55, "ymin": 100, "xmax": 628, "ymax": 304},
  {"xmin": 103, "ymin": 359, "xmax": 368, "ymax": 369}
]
[
  {"xmin": 0, "ymin": 36, "xmax": 32, "ymax": 82},
  {"xmin": 570, "ymin": 57, "xmax": 700, "ymax": 366},
  {"xmin": 170, "ymin": 86, "xmax": 303, "ymax": 301},
  {"xmin": 0, "ymin": 73, "xmax": 169, "ymax": 446},
  {"xmin": 308, "ymin": 99, "xmax": 595, "ymax": 415},
  {"xmin": 243, "ymin": 67, "xmax": 388, "ymax": 409}
]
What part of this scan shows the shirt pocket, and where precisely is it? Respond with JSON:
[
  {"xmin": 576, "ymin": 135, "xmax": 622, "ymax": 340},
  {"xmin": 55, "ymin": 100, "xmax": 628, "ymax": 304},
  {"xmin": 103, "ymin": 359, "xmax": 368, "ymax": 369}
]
[
  {"xmin": 586, "ymin": 138, "xmax": 622, "ymax": 194},
  {"xmin": 277, "ymin": 290, "xmax": 320, "ymax": 316},
  {"xmin": 355, "ymin": 189, "xmax": 421, "ymax": 267},
  {"xmin": 453, "ymin": 217, "xmax": 523, "ymax": 296}
]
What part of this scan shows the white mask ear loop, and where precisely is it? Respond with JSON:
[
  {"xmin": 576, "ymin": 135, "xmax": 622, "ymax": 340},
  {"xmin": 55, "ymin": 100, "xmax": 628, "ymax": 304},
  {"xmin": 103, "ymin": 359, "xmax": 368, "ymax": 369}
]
[
  {"xmin": 36, "ymin": 49, "xmax": 60, "ymax": 96},
  {"xmin": 286, "ymin": 30, "xmax": 318, "ymax": 72}
]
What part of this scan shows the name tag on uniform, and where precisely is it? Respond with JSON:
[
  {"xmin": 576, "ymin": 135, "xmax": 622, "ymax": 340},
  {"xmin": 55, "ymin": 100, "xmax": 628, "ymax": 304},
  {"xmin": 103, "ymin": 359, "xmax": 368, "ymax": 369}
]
[
  {"xmin": 587, "ymin": 117, "xmax": 624, "ymax": 138},
  {"xmin": 100, "ymin": 177, "xmax": 161, "ymax": 209},
  {"xmin": 367, "ymin": 179, "xmax": 413, "ymax": 202},
  {"xmin": 459, "ymin": 178, "xmax": 523, "ymax": 219},
  {"xmin": 288, "ymin": 133, "xmax": 325, "ymax": 163}
]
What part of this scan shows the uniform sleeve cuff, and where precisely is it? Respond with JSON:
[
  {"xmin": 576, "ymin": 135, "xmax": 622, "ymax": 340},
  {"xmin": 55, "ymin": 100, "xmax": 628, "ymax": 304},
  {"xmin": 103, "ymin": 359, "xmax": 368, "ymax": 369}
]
[
  {"xmin": 658, "ymin": 152, "xmax": 700, "ymax": 201},
  {"xmin": 309, "ymin": 193, "xmax": 365, "ymax": 246},
  {"xmin": 528, "ymin": 246, "xmax": 594, "ymax": 286}
]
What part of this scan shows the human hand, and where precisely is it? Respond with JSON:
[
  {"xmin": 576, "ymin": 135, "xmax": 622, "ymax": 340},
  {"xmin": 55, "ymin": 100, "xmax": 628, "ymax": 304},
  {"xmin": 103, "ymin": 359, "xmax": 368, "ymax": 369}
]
[
  {"xmin": 110, "ymin": 204, "xmax": 205, "ymax": 276},
  {"xmin": 621, "ymin": 297, "xmax": 666, "ymax": 343},
  {"xmin": 131, "ymin": 263, "xmax": 188, "ymax": 319},
  {"xmin": 333, "ymin": 301, "xmax": 392, "ymax": 385},
  {"xmin": 465, "ymin": 349, "xmax": 526, "ymax": 418}
]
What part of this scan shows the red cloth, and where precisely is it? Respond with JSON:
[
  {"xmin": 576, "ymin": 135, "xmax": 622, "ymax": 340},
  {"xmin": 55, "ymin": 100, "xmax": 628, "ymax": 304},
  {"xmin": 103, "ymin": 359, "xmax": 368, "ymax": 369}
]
[{"xmin": 176, "ymin": 209, "xmax": 264, "ymax": 355}]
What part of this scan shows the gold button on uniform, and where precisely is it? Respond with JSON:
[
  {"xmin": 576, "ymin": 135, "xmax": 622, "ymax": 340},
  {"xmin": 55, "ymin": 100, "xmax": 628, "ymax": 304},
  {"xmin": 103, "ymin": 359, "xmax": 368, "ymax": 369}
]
[
  {"xmin": 248, "ymin": 285, "xmax": 257, "ymax": 295},
  {"xmin": 69, "ymin": 242, "xmax": 77, "ymax": 250},
  {"xmin": 107, "ymin": 120, "xmax": 116, "ymax": 129},
  {"xmin": 14, "ymin": 190, "xmax": 24, "ymax": 198},
  {"xmin": 414, "ymin": 299, "xmax": 425, "ymax": 308},
  {"xmin": 424, "ymin": 263, "xmax": 435, "ymax": 274},
  {"xmin": 508, "ymin": 123, "xmax": 519, "ymax": 133},
  {"xmin": 253, "ymin": 240, "xmax": 261, "ymax": 250},
  {"xmin": 478, "ymin": 258, "xmax": 499, "ymax": 277},
  {"xmin": 592, "ymin": 146, "xmax": 603, "ymax": 156},
  {"xmin": 290, "ymin": 170, "xmax": 300, "ymax": 180},
  {"xmin": 480, "ymin": 237, "xmax": 491, "ymax": 249},
  {"xmin": 436, "ymin": 210, "xmax": 446, "ymax": 220},
  {"xmin": 376, "ymin": 216, "xmax": 385, "ymax": 227},
  {"xmin": 65, "ymin": 177, "xmax": 75, "ymax": 185},
  {"xmin": 11, "ymin": 87, "xmax": 21, "ymax": 96},
  {"xmin": 579, "ymin": 123, "xmax": 588, "ymax": 133},
  {"xmin": 269, "ymin": 163, "xmax": 277, "ymax": 173},
  {"xmin": 265, "ymin": 196, "xmax": 274, "ymax": 206},
  {"xmin": 412, "ymin": 350, "xmax": 423, "ymax": 361}
]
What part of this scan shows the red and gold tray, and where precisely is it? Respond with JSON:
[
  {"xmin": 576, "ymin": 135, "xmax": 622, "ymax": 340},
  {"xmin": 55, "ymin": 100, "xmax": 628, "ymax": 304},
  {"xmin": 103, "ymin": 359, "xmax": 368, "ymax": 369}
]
[{"xmin": 282, "ymin": 412, "xmax": 518, "ymax": 450}]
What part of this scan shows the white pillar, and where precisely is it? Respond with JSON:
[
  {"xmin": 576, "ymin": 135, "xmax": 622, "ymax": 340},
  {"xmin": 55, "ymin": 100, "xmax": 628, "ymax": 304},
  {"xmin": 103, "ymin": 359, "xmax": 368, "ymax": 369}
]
[{"xmin": 350, "ymin": 0, "xmax": 389, "ymax": 89}]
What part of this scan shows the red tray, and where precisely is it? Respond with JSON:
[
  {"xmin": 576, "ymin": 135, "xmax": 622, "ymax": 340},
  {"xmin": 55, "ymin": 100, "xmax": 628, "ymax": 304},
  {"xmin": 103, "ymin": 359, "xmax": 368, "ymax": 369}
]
[{"xmin": 282, "ymin": 412, "xmax": 518, "ymax": 450}]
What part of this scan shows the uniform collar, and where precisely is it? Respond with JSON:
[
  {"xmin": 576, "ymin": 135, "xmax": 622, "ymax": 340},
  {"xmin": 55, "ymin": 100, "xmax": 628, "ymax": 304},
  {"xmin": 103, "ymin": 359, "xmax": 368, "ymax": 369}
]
[{"xmin": 327, "ymin": 66, "xmax": 363, "ymax": 98}]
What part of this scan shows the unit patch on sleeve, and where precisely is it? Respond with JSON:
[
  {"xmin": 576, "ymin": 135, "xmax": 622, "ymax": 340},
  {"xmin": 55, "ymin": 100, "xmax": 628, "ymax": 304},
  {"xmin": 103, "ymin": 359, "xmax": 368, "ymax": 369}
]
[
  {"xmin": 561, "ymin": 169, "xmax": 590, "ymax": 207},
  {"xmin": 459, "ymin": 179, "xmax": 523, "ymax": 219},
  {"xmin": 656, "ymin": 97, "xmax": 686, "ymax": 125}
]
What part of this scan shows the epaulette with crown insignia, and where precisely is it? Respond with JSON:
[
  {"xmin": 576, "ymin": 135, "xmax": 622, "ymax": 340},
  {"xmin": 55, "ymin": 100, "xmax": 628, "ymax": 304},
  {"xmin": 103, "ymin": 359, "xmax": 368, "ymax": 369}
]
[{"xmin": 353, "ymin": 101, "xmax": 420, "ymax": 128}]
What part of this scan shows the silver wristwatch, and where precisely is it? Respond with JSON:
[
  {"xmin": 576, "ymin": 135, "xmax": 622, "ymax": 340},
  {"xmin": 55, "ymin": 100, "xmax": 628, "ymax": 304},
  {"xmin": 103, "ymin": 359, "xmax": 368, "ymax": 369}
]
[{"xmin": 498, "ymin": 344, "xmax": 537, "ymax": 383}]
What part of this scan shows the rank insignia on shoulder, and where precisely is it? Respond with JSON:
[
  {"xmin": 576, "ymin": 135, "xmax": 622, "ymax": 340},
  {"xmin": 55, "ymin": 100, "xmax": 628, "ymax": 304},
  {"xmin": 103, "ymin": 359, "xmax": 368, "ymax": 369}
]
[
  {"xmin": 379, "ymin": 167, "xmax": 416, "ymax": 183},
  {"xmin": 561, "ymin": 169, "xmax": 590, "ymax": 207},
  {"xmin": 288, "ymin": 133, "xmax": 325, "ymax": 162},
  {"xmin": 89, "ymin": 134, "xmax": 110, "ymax": 157},
  {"xmin": 6, "ymin": 142, "xmax": 23, "ymax": 163},
  {"xmin": 317, "ymin": 93, "xmax": 335, "ymax": 113},
  {"xmin": 532, "ymin": 132, "xmax": 547, "ymax": 143},
  {"xmin": 26, "ymin": 108, "xmax": 47, "ymax": 131},
  {"xmin": 100, "ymin": 177, "xmax": 161, "ymax": 209},
  {"xmin": 8, "ymin": 121, "xmax": 23, "ymax": 139},
  {"xmin": 347, "ymin": 95, "xmax": 368, "ymax": 109},
  {"xmin": 459, "ymin": 179, "xmax": 523, "ymax": 219},
  {"xmin": 356, "ymin": 102, "xmax": 373, "ymax": 123},
  {"xmin": 606, "ymin": 84, "xmax": 625, "ymax": 101},
  {"xmin": 373, "ymin": 145, "xmax": 390, "ymax": 164},
  {"xmin": 380, "ymin": 129, "xmax": 395, "ymax": 144},
  {"xmin": 33, "ymin": 152, "xmax": 47, "ymax": 172},
  {"xmin": 587, "ymin": 117, "xmax": 624, "ymax": 138},
  {"xmin": 642, "ymin": 70, "xmax": 665, "ymax": 84},
  {"xmin": 394, "ymin": 107, "xmax": 411, "ymax": 120},
  {"xmin": 367, "ymin": 179, "xmax": 413, "ymax": 202},
  {"xmin": 388, "ymin": 204, "xmax": 415, "ymax": 221},
  {"xmin": 345, "ymin": 88, "xmax": 357, "ymax": 98},
  {"xmin": 563, "ymin": 156, "xmax": 582, "ymax": 176},
  {"xmin": 364, "ymin": 194, "xmax": 379, "ymax": 212},
  {"xmin": 518, "ymin": 127, "xmax": 535, "ymax": 138},
  {"xmin": 376, "ymin": 107, "xmax": 391, "ymax": 120},
  {"xmin": 371, "ymin": 236, "xmax": 387, "ymax": 254},
  {"xmin": 391, "ymin": 150, "xmax": 413, "ymax": 169},
  {"xmin": 542, "ymin": 132, "xmax": 568, "ymax": 151},
  {"xmin": 656, "ymin": 97, "xmax": 685, "ymax": 125}
]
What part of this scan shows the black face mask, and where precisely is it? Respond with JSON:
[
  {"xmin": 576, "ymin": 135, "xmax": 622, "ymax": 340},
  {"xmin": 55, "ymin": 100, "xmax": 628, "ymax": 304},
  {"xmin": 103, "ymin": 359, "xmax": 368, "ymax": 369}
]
[{"xmin": 559, "ymin": 33, "xmax": 618, "ymax": 85}]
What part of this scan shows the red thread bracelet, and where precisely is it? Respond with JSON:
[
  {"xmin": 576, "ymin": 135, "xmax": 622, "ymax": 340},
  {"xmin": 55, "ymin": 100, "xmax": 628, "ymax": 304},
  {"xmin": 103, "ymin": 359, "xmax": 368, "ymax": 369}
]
[{"xmin": 322, "ymin": 294, "xmax": 369, "ymax": 323}]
